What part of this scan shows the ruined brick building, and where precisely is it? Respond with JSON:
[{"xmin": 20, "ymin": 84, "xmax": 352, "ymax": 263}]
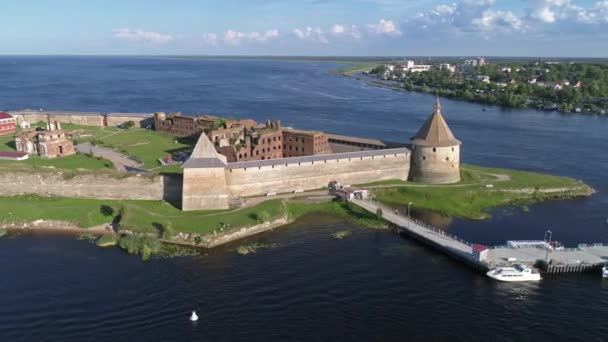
[
  {"xmin": 15, "ymin": 117, "xmax": 75, "ymax": 158},
  {"xmin": 155, "ymin": 112, "xmax": 331, "ymax": 162}
]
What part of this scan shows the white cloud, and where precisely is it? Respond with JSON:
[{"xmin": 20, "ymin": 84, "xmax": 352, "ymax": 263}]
[
  {"xmin": 331, "ymin": 24, "xmax": 361, "ymax": 39},
  {"xmin": 367, "ymin": 19, "xmax": 402, "ymax": 36},
  {"xmin": 202, "ymin": 33, "xmax": 218, "ymax": 46},
  {"xmin": 113, "ymin": 28, "xmax": 174, "ymax": 44},
  {"xmin": 293, "ymin": 27, "xmax": 329, "ymax": 43},
  {"xmin": 219, "ymin": 29, "xmax": 280, "ymax": 45},
  {"xmin": 472, "ymin": 9, "xmax": 525, "ymax": 32}
]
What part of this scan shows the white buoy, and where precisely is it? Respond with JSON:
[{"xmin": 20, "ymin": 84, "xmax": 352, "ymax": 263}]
[{"xmin": 190, "ymin": 310, "xmax": 199, "ymax": 322}]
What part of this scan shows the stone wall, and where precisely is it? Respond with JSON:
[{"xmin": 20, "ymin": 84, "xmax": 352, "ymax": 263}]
[
  {"xmin": 225, "ymin": 151, "xmax": 410, "ymax": 197},
  {"xmin": 9, "ymin": 111, "xmax": 154, "ymax": 128},
  {"xmin": 0, "ymin": 172, "xmax": 182, "ymax": 201}
]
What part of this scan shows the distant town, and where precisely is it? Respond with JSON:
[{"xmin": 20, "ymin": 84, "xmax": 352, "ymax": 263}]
[{"xmin": 362, "ymin": 58, "xmax": 608, "ymax": 115}]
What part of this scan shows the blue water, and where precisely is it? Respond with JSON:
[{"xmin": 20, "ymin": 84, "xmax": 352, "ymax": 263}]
[{"xmin": 1, "ymin": 56, "xmax": 607, "ymax": 341}]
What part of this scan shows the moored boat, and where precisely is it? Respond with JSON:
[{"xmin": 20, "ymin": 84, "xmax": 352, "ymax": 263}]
[
  {"xmin": 602, "ymin": 266, "xmax": 608, "ymax": 278},
  {"xmin": 486, "ymin": 264, "xmax": 542, "ymax": 282}
]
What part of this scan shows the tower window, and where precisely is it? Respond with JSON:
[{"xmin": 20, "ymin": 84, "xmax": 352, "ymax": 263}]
[{"xmin": 433, "ymin": 148, "xmax": 436, "ymax": 152}]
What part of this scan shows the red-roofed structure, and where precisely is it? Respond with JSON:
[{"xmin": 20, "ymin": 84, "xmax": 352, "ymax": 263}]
[{"xmin": 0, "ymin": 112, "xmax": 16, "ymax": 135}]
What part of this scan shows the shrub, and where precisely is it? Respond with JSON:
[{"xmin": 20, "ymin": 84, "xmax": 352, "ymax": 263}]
[
  {"xmin": 100, "ymin": 205, "xmax": 115, "ymax": 217},
  {"xmin": 124, "ymin": 121, "xmax": 135, "ymax": 129},
  {"xmin": 118, "ymin": 234, "xmax": 161, "ymax": 261},
  {"xmin": 255, "ymin": 210, "xmax": 270, "ymax": 223}
]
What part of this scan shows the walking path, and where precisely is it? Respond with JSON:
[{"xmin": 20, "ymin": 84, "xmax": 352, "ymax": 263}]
[{"xmin": 76, "ymin": 143, "xmax": 149, "ymax": 173}]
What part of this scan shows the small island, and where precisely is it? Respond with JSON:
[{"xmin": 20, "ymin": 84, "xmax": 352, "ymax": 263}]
[{"xmin": 0, "ymin": 103, "xmax": 594, "ymax": 260}]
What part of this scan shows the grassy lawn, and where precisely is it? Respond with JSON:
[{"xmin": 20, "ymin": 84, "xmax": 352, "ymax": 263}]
[
  {"xmin": 0, "ymin": 126, "xmax": 114, "ymax": 171},
  {"xmin": 0, "ymin": 153, "xmax": 114, "ymax": 171},
  {"xmin": 0, "ymin": 194, "xmax": 382, "ymax": 236},
  {"xmin": 374, "ymin": 165, "xmax": 591, "ymax": 220},
  {"xmin": 0, "ymin": 124, "xmax": 194, "ymax": 172},
  {"xmin": 120, "ymin": 199, "xmax": 285, "ymax": 234},
  {"xmin": 0, "ymin": 195, "xmax": 120, "ymax": 227},
  {"xmin": 286, "ymin": 200, "xmax": 384, "ymax": 229},
  {"xmin": 0, "ymin": 195, "xmax": 285, "ymax": 235}
]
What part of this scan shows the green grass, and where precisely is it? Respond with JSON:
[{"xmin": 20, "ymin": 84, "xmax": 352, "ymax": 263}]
[
  {"xmin": 0, "ymin": 153, "xmax": 114, "ymax": 171},
  {"xmin": 0, "ymin": 195, "xmax": 121, "ymax": 227},
  {"xmin": 0, "ymin": 128, "xmax": 114, "ymax": 171},
  {"xmin": 120, "ymin": 199, "xmax": 285, "ymax": 234},
  {"xmin": 96, "ymin": 128, "xmax": 194, "ymax": 169},
  {"xmin": 286, "ymin": 200, "xmax": 384, "ymax": 229},
  {"xmin": 374, "ymin": 165, "xmax": 591, "ymax": 220},
  {"xmin": 0, "ymin": 124, "xmax": 194, "ymax": 172}
]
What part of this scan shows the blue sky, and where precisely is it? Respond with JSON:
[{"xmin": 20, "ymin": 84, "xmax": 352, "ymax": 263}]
[{"xmin": 1, "ymin": 0, "xmax": 607, "ymax": 56}]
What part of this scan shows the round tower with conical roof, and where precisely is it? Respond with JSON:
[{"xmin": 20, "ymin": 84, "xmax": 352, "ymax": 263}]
[{"xmin": 409, "ymin": 99, "xmax": 461, "ymax": 184}]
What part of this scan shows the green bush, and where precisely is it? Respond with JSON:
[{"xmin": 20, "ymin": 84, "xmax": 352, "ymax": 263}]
[
  {"xmin": 255, "ymin": 210, "xmax": 270, "ymax": 223},
  {"xmin": 96, "ymin": 234, "xmax": 118, "ymax": 247},
  {"xmin": 118, "ymin": 234, "xmax": 161, "ymax": 261}
]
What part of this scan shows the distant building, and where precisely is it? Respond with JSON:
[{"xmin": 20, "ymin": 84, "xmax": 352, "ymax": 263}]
[
  {"xmin": 0, "ymin": 112, "xmax": 17, "ymax": 135},
  {"xmin": 15, "ymin": 117, "xmax": 75, "ymax": 158},
  {"xmin": 475, "ymin": 75, "xmax": 491, "ymax": 83},
  {"xmin": 464, "ymin": 57, "xmax": 488, "ymax": 67},
  {"xmin": 393, "ymin": 60, "xmax": 432, "ymax": 74},
  {"xmin": 439, "ymin": 63, "xmax": 456, "ymax": 73}
]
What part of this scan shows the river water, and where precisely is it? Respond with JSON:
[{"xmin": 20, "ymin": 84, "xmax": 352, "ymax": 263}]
[{"xmin": 0, "ymin": 56, "xmax": 607, "ymax": 341}]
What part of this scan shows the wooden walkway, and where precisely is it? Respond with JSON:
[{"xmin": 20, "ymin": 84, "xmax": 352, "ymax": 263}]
[{"xmin": 351, "ymin": 199, "xmax": 608, "ymax": 274}]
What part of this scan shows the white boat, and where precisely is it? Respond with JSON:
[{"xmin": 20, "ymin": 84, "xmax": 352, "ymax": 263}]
[
  {"xmin": 190, "ymin": 311, "xmax": 199, "ymax": 321},
  {"xmin": 486, "ymin": 264, "xmax": 542, "ymax": 282},
  {"xmin": 602, "ymin": 266, "xmax": 608, "ymax": 278}
]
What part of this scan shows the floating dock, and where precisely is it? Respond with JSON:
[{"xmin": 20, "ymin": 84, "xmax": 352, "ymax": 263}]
[{"xmin": 351, "ymin": 199, "xmax": 608, "ymax": 275}]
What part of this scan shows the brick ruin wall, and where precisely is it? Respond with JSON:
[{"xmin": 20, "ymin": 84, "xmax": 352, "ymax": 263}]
[{"xmin": 0, "ymin": 172, "xmax": 182, "ymax": 201}]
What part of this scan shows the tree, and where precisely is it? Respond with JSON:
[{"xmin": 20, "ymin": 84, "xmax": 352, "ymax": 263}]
[
  {"xmin": 124, "ymin": 121, "xmax": 135, "ymax": 129},
  {"xmin": 100, "ymin": 205, "xmax": 114, "ymax": 217},
  {"xmin": 255, "ymin": 210, "xmax": 270, "ymax": 223}
]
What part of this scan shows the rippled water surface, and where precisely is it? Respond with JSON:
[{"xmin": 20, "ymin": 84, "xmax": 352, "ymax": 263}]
[{"xmin": 0, "ymin": 57, "xmax": 607, "ymax": 341}]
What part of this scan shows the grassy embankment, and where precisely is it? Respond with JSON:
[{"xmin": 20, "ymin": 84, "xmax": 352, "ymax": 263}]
[
  {"xmin": 0, "ymin": 123, "xmax": 195, "ymax": 174},
  {"xmin": 369, "ymin": 165, "xmax": 593, "ymax": 220},
  {"xmin": 331, "ymin": 61, "xmax": 385, "ymax": 76}
]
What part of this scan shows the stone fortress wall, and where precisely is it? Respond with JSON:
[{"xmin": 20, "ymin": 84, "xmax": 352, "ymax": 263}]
[
  {"xmin": 0, "ymin": 172, "xmax": 182, "ymax": 201},
  {"xmin": 225, "ymin": 150, "xmax": 410, "ymax": 197},
  {"xmin": 8, "ymin": 110, "xmax": 155, "ymax": 128}
]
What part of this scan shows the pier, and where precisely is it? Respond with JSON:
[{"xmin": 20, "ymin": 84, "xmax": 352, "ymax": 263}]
[{"xmin": 351, "ymin": 198, "xmax": 608, "ymax": 275}]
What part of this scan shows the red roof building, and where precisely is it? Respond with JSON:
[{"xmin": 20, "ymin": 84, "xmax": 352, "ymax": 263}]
[{"xmin": 0, "ymin": 112, "xmax": 16, "ymax": 136}]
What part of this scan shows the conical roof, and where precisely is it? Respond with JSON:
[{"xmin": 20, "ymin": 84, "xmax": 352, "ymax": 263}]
[
  {"xmin": 183, "ymin": 132, "xmax": 227, "ymax": 168},
  {"xmin": 411, "ymin": 99, "xmax": 461, "ymax": 147}
]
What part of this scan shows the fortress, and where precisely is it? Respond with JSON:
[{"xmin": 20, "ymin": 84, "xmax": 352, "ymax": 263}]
[
  {"xmin": 3, "ymin": 100, "xmax": 461, "ymax": 211},
  {"xmin": 182, "ymin": 99, "xmax": 461, "ymax": 210}
]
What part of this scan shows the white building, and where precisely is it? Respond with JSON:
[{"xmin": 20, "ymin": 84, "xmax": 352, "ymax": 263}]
[
  {"xmin": 440, "ymin": 63, "xmax": 456, "ymax": 73},
  {"xmin": 475, "ymin": 75, "xmax": 491, "ymax": 83}
]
